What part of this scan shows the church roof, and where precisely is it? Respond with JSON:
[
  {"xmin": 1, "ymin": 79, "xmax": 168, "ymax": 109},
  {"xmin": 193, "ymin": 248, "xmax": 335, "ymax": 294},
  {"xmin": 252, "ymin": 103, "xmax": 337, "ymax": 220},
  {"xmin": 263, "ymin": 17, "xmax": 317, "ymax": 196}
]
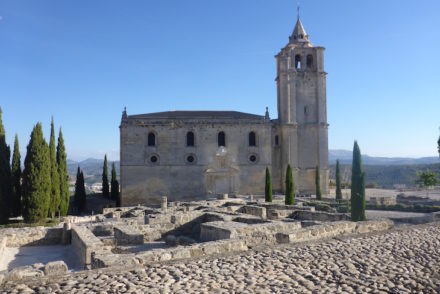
[
  {"xmin": 128, "ymin": 111, "xmax": 264, "ymax": 120},
  {"xmin": 289, "ymin": 18, "xmax": 311, "ymax": 46}
]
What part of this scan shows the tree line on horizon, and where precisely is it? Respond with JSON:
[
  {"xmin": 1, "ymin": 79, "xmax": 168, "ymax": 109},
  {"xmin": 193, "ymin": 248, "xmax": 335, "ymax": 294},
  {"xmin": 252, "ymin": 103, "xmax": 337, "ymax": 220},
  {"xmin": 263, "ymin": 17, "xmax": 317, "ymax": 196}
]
[
  {"xmin": 264, "ymin": 141, "xmax": 366, "ymax": 222},
  {"xmin": 0, "ymin": 107, "xmax": 70, "ymax": 224}
]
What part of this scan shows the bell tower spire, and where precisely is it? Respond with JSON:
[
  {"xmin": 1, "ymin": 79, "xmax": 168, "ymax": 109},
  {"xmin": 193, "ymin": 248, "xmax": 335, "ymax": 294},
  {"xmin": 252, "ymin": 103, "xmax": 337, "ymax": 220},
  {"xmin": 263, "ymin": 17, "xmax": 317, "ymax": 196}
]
[{"xmin": 289, "ymin": 1, "xmax": 311, "ymax": 46}]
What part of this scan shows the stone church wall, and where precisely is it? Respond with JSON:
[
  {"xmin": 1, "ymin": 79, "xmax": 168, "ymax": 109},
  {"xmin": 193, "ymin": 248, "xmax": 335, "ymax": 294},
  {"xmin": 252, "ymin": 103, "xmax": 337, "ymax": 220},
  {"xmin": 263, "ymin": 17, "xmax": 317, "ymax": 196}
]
[{"xmin": 120, "ymin": 119, "xmax": 273, "ymax": 206}]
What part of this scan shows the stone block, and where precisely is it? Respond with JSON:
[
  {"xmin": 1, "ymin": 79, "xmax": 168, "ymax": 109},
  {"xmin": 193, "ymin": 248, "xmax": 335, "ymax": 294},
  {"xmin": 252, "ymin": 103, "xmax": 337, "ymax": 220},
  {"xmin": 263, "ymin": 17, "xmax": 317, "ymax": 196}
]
[
  {"xmin": 218, "ymin": 194, "xmax": 229, "ymax": 200},
  {"xmin": 295, "ymin": 210, "xmax": 349, "ymax": 222},
  {"xmin": 114, "ymin": 225, "xmax": 144, "ymax": 245},
  {"xmin": 62, "ymin": 222, "xmax": 71, "ymax": 245},
  {"xmin": 239, "ymin": 205, "xmax": 267, "ymax": 219},
  {"xmin": 135, "ymin": 251, "xmax": 157, "ymax": 264},
  {"xmin": 5, "ymin": 266, "xmax": 44, "ymax": 281},
  {"xmin": 431, "ymin": 211, "xmax": 440, "ymax": 222},
  {"xmin": 44, "ymin": 261, "xmax": 68, "ymax": 276},
  {"xmin": 200, "ymin": 222, "xmax": 234, "ymax": 242},
  {"xmin": 161, "ymin": 196, "xmax": 168, "ymax": 211}
]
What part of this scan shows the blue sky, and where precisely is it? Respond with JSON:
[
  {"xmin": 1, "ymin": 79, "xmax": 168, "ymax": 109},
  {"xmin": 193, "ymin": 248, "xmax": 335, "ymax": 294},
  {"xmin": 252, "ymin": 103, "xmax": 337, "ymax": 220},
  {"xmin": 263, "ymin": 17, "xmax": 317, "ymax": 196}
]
[{"xmin": 0, "ymin": 0, "xmax": 439, "ymax": 161}]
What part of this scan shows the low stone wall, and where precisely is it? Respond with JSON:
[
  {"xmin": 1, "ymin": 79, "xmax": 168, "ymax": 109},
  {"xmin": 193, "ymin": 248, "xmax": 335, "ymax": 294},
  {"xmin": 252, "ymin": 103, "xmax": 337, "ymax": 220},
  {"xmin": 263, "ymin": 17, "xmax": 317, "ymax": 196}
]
[
  {"xmin": 103, "ymin": 207, "xmax": 131, "ymax": 214},
  {"xmin": 136, "ymin": 239, "xmax": 248, "ymax": 265},
  {"xmin": 276, "ymin": 219, "xmax": 394, "ymax": 244},
  {"xmin": 114, "ymin": 225, "xmax": 144, "ymax": 245},
  {"xmin": 1, "ymin": 261, "xmax": 69, "ymax": 285},
  {"xmin": 139, "ymin": 223, "xmax": 175, "ymax": 242},
  {"xmin": 0, "ymin": 226, "xmax": 63, "ymax": 247},
  {"xmin": 62, "ymin": 215, "xmax": 101, "ymax": 224},
  {"xmin": 200, "ymin": 221, "xmax": 302, "ymax": 244},
  {"xmin": 91, "ymin": 239, "xmax": 248, "ymax": 270},
  {"xmin": 71, "ymin": 225, "xmax": 106, "ymax": 268},
  {"xmin": 238, "ymin": 205, "xmax": 267, "ymax": 219},
  {"xmin": 294, "ymin": 211, "xmax": 350, "ymax": 222},
  {"xmin": 89, "ymin": 224, "xmax": 114, "ymax": 237},
  {"xmin": 170, "ymin": 211, "xmax": 205, "ymax": 226},
  {"xmin": 145, "ymin": 213, "xmax": 172, "ymax": 225}
]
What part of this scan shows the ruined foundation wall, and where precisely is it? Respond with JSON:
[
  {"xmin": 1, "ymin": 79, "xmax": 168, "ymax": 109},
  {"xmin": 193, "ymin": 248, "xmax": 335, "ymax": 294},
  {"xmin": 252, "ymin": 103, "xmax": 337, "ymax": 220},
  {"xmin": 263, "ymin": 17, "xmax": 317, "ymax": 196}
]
[
  {"xmin": 0, "ymin": 227, "xmax": 63, "ymax": 247},
  {"xmin": 71, "ymin": 225, "xmax": 105, "ymax": 268}
]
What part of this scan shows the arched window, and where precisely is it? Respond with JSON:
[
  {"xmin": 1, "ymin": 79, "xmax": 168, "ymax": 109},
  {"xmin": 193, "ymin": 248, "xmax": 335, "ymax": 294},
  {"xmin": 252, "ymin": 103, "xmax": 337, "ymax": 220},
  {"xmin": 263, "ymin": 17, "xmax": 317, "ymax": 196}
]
[
  {"xmin": 186, "ymin": 131, "xmax": 195, "ymax": 147},
  {"xmin": 218, "ymin": 131, "xmax": 226, "ymax": 147},
  {"xmin": 295, "ymin": 54, "xmax": 301, "ymax": 70},
  {"xmin": 249, "ymin": 132, "xmax": 256, "ymax": 146},
  {"xmin": 275, "ymin": 135, "xmax": 279, "ymax": 146},
  {"xmin": 148, "ymin": 132, "xmax": 156, "ymax": 146},
  {"xmin": 307, "ymin": 55, "xmax": 313, "ymax": 68}
]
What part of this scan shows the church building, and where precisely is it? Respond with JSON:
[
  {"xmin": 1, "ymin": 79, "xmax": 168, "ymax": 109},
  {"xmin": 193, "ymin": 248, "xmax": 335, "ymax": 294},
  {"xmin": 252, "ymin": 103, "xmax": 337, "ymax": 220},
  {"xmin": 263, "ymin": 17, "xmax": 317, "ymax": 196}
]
[{"xmin": 119, "ymin": 16, "xmax": 329, "ymax": 206}]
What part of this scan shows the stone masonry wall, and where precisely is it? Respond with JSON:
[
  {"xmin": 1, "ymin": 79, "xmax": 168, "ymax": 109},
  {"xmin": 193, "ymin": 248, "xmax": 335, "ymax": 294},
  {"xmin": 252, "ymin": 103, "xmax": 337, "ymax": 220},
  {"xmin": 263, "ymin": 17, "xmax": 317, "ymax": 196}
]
[
  {"xmin": 0, "ymin": 226, "xmax": 63, "ymax": 247},
  {"xmin": 276, "ymin": 219, "xmax": 394, "ymax": 244},
  {"xmin": 114, "ymin": 225, "xmax": 144, "ymax": 245},
  {"xmin": 71, "ymin": 225, "xmax": 106, "ymax": 268}
]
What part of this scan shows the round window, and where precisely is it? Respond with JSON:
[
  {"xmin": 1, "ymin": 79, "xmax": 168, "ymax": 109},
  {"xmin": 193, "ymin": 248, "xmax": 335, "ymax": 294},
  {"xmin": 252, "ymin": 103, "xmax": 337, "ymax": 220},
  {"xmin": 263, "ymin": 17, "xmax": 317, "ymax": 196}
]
[
  {"xmin": 248, "ymin": 154, "xmax": 258, "ymax": 164},
  {"xmin": 150, "ymin": 155, "xmax": 158, "ymax": 163},
  {"xmin": 185, "ymin": 154, "xmax": 196, "ymax": 164}
]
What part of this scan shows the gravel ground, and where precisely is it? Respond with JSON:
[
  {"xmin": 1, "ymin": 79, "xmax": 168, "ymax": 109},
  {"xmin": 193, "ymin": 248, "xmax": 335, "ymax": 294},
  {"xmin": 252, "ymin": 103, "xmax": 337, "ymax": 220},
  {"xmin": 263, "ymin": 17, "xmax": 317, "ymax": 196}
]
[{"xmin": 2, "ymin": 223, "xmax": 440, "ymax": 293}]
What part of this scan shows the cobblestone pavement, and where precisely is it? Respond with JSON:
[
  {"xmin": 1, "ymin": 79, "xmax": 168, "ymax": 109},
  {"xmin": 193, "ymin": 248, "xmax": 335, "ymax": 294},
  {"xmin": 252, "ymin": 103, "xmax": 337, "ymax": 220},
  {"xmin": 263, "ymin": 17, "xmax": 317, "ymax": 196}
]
[{"xmin": 2, "ymin": 223, "xmax": 440, "ymax": 293}]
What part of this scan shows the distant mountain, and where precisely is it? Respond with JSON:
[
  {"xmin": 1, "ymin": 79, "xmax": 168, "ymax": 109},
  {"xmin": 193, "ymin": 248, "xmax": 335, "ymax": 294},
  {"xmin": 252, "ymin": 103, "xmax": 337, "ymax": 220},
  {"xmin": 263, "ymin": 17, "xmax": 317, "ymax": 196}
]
[
  {"xmin": 67, "ymin": 158, "xmax": 120, "ymax": 186},
  {"xmin": 329, "ymin": 149, "xmax": 438, "ymax": 165},
  {"xmin": 330, "ymin": 163, "xmax": 440, "ymax": 189}
]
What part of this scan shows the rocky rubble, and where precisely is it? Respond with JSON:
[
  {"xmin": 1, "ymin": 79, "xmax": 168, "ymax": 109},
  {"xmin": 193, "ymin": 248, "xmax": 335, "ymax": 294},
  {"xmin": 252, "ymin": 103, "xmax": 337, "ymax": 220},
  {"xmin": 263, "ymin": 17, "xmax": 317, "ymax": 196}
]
[{"xmin": 1, "ymin": 222, "xmax": 440, "ymax": 293}]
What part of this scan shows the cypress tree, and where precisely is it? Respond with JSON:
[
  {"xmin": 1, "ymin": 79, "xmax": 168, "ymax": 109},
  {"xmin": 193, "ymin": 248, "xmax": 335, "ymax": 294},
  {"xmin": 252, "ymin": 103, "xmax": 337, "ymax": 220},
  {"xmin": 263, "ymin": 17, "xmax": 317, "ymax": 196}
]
[
  {"xmin": 0, "ymin": 107, "xmax": 12, "ymax": 224},
  {"xmin": 285, "ymin": 164, "xmax": 294, "ymax": 205},
  {"xmin": 74, "ymin": 166, "xmax": 81, "ymax": 211},
  {"xmin": 79, "ymin": 170, "xmax": 86, "ymax": 213},
  {"xmin": 111, "ymin": 162, "xmax": 119, "ymax": 202},
  {"xmin": 48, "ymin": 118, "xmax": 60, "ymax": 218},
  {"xmin": 102, "ymin": 155, "xmax": 110, "ymax": 198},
  {"xmin": 315, "ymin": 165, "xmax": 322, "ymax": 200},
  {"xmin": 438, "ymin": 136, "xmax": 440, "ymax": 158},
  {"xmin": 11, "ymin": 134, "xmax": 22, "ymax": 217},
  {"xmin": 74, "ymin": 167, "xmax": 86, "ymax": 213},
  {"xmin": 335, "ymin": 160, "xmax": 342, "ymax": 201},
  {"xmin": 350, "ymin": 141, "xmax": 366, "ymax": 222},
  {"xmin": 22, "ymin": 123, "xmax": 51, "ymax": 223},
  {"xmin": 265, "ymin": 166, "xmax": 272, "ymax": 202},
  {"xmin": 57, "ymin": 129, "xmax": 70, "ymax": 216}
]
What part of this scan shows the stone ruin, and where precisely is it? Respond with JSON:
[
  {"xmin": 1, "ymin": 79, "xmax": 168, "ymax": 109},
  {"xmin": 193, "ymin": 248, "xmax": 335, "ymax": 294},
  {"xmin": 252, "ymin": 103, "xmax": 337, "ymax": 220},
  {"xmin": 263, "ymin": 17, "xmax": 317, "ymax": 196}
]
[{"xmin": 0, "ymin": 195, "xmax": 406, "ymax": 285}]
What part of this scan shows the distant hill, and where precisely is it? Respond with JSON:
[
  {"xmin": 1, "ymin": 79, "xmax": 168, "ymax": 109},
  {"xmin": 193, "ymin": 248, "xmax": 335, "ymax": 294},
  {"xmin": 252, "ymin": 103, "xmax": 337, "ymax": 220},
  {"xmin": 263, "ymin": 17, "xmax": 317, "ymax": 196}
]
[
  {"xmin": 329, "ymin": 163, "xmax": 440, "ymax": 189},
  {"xmin": 68, "ymin": 158, "xmax": 120, "ymax": 186},
  {"xmin": 329, "ymin": 149, "xmax": 438, "ymax": 165}
]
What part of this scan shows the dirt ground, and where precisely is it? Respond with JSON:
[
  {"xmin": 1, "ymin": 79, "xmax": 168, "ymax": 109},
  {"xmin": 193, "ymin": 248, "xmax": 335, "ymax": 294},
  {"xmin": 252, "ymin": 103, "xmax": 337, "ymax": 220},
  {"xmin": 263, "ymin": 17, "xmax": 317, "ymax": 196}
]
[{"xmin": 0, "ymin": 245, "xmax": 82, "ymax": 272}]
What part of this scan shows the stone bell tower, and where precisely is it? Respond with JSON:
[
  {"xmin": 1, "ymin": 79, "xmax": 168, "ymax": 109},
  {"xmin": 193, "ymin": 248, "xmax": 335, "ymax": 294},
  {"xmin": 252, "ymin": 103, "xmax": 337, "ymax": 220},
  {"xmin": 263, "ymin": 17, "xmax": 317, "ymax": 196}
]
[{"xmin": 276, "ymin": 16, "xmax": 329, "ymax": 194}]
